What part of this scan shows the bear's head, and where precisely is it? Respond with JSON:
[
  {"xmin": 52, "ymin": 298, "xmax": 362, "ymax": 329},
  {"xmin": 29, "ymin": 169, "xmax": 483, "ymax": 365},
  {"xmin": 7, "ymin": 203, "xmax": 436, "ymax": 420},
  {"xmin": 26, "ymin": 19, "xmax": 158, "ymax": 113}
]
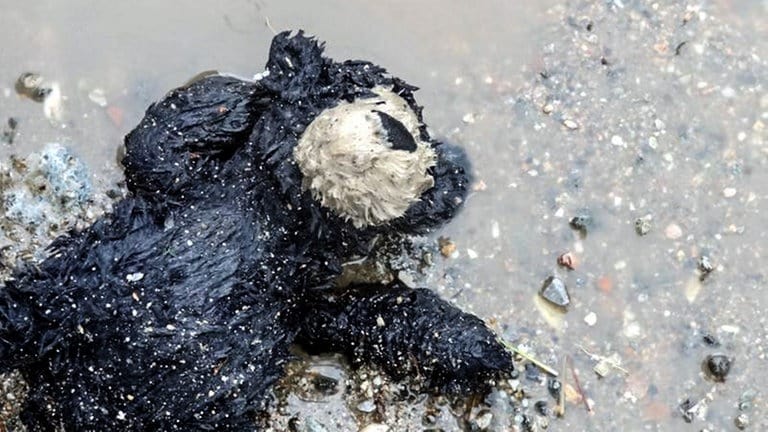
[{"xmin": 122, "ymin": 31, "xmax": 470, "ymax": 260}]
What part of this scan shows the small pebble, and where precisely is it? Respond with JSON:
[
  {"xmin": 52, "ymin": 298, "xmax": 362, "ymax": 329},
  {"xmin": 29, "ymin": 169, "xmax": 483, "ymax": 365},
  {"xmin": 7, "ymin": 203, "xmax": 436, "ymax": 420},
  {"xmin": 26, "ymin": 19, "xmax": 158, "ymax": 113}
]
[
  {"xmin": 569, "ymin": 212, "xmax": 593, "ymax": 233},
  {"xmin": 723, "ymin": 187, "xmax": 737, "ymax": 198},
  {"xmin": 540, "ymin": 276, "xmax": 570, "ymax": 308},
  {"xmin": 703, "ymin": 354, "xmax": 732, "ymax": 382},
  {"xmin": 634, "ymin": 216, "xmax": 652, "ymax": 236},
  {"xmin": 563, "ymin": 119, "xmax": 579, "ymax": 129},
  {"xmin": 462, "ymin": 113, "xmax": 476, "ymax": 124},
  {"xmin": 665, "ymin": 223, "xmax": 683, "ymax": 240}
]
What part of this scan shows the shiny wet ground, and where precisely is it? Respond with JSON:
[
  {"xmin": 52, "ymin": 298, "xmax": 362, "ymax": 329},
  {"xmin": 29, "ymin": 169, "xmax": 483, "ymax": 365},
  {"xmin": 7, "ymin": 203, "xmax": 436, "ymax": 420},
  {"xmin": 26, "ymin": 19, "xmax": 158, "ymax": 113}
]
[{"xmin": 1, "ymin": 1, "xmax": 766, "ymax": 430}]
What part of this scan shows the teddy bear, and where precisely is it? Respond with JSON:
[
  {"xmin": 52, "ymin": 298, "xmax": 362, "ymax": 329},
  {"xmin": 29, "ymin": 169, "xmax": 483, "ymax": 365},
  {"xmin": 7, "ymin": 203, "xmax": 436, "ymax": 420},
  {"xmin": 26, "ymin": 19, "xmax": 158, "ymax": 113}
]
[{"xmin": 0, "ymin": 31, "xmax": 513, "ymax": 431}]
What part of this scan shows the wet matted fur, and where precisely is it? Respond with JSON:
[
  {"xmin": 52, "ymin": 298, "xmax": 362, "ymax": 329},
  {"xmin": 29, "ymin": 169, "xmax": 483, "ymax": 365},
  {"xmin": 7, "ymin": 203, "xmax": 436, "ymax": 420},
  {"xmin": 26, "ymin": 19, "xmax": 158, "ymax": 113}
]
[{"xmin": 0, "ymin": 31, "xmax": 513, "ymax": 431}]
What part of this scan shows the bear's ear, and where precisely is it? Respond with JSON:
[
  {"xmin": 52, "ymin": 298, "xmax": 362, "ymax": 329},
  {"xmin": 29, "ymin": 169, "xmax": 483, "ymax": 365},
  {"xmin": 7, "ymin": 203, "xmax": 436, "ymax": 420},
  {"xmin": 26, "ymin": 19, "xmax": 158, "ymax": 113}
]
[
  {"xmin": 261, "ymin": 30, "xmax": 327, "ymax": 101},
  {"xmin": 122, "ymin": 75, "xmax": 269, "ymax": 202}
]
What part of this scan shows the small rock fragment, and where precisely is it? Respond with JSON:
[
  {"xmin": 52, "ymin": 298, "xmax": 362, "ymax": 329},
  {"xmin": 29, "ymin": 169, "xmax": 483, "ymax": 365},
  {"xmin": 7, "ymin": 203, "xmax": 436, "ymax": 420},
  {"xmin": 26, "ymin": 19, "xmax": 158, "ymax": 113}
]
[
  {"xmin": 356, "ymin": 399, "xmax": 376, "ymax": 413},
  {"xmin": 584, "ymin": 311, "xmax": 597, "ymax": 326},
  {"xmin": 734, "ymin": 413, "xmax": 749, "ymax": 430},
  {"xmin": 722, "ymin": 187, "xmax": 737, "ymax": 198},
  {"xmin": 540, "ymin": 276, "xmax": 570, "ymax": 308}
]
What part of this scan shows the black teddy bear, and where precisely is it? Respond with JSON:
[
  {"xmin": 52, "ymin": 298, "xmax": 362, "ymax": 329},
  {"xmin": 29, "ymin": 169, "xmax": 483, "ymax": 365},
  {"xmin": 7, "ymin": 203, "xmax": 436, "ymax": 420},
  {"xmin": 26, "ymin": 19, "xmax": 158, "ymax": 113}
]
[{"xmin": 0, "ymin": 32, "xmax": 513, "ymax": 431}]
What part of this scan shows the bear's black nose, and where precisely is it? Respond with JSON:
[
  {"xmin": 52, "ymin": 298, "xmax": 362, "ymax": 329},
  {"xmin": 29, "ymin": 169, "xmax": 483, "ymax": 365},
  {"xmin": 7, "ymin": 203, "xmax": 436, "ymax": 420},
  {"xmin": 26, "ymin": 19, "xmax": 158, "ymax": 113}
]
[{"xmin": 372, "ymin": 110, "xmax": 418, "ymax": 152}]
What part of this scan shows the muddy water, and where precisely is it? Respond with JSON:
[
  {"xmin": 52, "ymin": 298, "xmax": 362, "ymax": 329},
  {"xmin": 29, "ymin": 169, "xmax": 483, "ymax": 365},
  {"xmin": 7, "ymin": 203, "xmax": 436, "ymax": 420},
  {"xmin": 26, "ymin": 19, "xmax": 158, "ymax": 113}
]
[{"xmin": 1, "ymin": 0, "xmax": 766, "ymax": 431}]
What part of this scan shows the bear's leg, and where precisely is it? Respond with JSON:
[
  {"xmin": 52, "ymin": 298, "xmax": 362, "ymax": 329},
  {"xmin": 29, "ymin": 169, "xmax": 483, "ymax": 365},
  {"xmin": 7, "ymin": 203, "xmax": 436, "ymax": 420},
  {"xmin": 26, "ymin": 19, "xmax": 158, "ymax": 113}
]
[{"xmin": 297, "ymin": 282, "xmax": 514, "ymax": 394}]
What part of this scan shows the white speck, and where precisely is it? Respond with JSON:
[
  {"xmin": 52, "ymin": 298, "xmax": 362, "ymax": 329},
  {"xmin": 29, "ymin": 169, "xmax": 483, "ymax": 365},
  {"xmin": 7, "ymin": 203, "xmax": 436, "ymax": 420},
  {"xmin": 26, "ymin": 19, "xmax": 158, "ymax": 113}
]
[
  {"xmin": 376, "ymin": 316, "xmax": 385, "ymax": 327},
  {"xmin": 719, "ymin": 324, "xmax": 740, "ymax": 334},
  {"xmin": 614, "ymin": 260, "xmax": 627, "ymax": 270},
  {"xmin": 462, "ymin": 113, "xmax": 476, "ymax": 124},
  {"xmin": 623, "ymin": 322, "xmax": 642, "ymax": 338},
  {"xmin": 527, "ymin": 169, "xmax": 539, "ymax": 177},
  {"xmin": 126, "ymin": 272, "xmax": 144, "ymax": 282},
  {"xmin": 613, "ymin": 196, "xmax": 622, "ymax": 207},
  {"xmin": 584, "ymin": 312, "xmax": 597, "ymax": 326},
  {"xmin": 722, "ymin": 187, "xmax": 737, "ymax": 198},
  {"xmin": 554, "ymin": 207, "xmax": 565, "ymax": 218},
  {"xmin": 737, "ymin": 131, "xmax": 747, "ymax": 141},
  {"xmin": 186, "ymin": 240, "xmax": 193, "ymax": 246},
  {"xmin": 166, "ymin": 324, "xmax": 176, "ymax": 331},
  {"xmin": 648, "ymin": 136, "xmax": 658, "ymax": 149},
  {"xmin": 116, "ymin": 411, "xmax": 126, "ymax": 421},
  {"xmin": 467, "ymin": 249, "xmax": 479, "ymax": 259},
  {"xmin": 491, "ymin": 220, "xmax": 500, "ymax": 238},
  {"xmin": 720, "ymin": 87, "xmax": 736, "ymax": 98},
  {"xmin": 610, "ymin": 135, "xmax": 625, "ymax": 147}
]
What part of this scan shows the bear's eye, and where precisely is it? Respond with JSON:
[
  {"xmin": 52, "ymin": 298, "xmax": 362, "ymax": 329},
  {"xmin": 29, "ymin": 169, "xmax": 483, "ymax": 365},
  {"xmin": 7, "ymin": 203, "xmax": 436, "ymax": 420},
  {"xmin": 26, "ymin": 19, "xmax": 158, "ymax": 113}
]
[{"xmin": 372, "ymin": 110, "xmax": 417, "ymax": 152}]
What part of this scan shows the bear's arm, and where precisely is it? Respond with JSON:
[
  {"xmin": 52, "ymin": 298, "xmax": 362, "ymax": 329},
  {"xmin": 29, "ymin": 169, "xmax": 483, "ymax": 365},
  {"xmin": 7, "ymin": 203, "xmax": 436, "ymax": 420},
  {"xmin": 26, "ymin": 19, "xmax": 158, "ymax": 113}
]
[
  {"xmin": 297, "ymin": 282, "xmax": 514, "ymax": 394},
  {"xmin": 122, "ymin": 75, "xmax": 271, "ymax": 201}
]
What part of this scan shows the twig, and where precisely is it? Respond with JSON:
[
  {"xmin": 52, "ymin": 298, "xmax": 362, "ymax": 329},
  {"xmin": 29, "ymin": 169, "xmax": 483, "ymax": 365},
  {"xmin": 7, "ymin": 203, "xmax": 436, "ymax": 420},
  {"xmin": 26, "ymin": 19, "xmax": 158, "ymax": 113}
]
[
  {"xmin": 501, "ymin": 340, "xmax": 558, "ymax": 377},
  {"xmin": 567, "ymin": 355, "xmax": 593, "ymax": 415},
  {"xmin": 554, "ymin": 355, "xmax": 566, "ymax": 417}
]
